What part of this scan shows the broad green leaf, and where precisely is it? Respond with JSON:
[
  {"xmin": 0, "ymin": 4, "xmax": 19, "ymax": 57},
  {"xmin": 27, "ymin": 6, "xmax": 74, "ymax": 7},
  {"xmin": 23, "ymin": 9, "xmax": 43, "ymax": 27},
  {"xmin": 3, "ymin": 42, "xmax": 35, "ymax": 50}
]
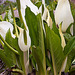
[
  {"xmin": 32, "ymin": 46, "xmax": 46, "ymax": 75},
  {"xmin": 46, "ymin": 57, "xmax": 53, "ymax": 70},
  {"xmin": 64, "ymin": 37, "xmax": 75, "ymax": 56},
  {"xmin": 25, "ymin": 7, "xmax": 38, "ymax": 46},
  {"xmin": 25, "ymin": 7, "xmax": 46, "ymax": 75},
  {"xmin": 29, "ymin": 54, "xmax": 36, "ymax": 69},
  {"xmin": 48, "ymin": 27, "xmax": 64, "ymax": 75},
  {"xmin": 37, "ymin": 14, "xmax": 45, "ymax": 53},
  {"xmin": 4, "ymin": 30, "xmax": 17, "ymax": 67},
  {"xmin": 44, "ymin": 22, "xmax": 53, "ymax": 70},
  {"xmin": 50, "ymin": 11, "xmax": 55, "ymax": 23},
  {"xmin": 44, "ymin": 22, "xmax": 51, "ymax": 50},
  {"xmin": 65, "ymin": 48, "xmax": 75, "ymax": 72},
  {"xmin": 63, "ymin": 37, "xmax": 75, "ymax": 72},
  {"xmin": 52, "ymin": 22, "xmax": 60, "ymax": 37},
  {"xmin": 37, "ymin": 14, "xmax": 46, "ymax": 75},
  {"xmin": 4, "ymin": 30, "xmax": 26, "ymax": 73},
  {"xmin": 0, "ymin": 49, "xmax": 13, "ymax": 67},
  {"xmin": 70, "ymin": 2, "xmax": 75, "ymax": 36}
]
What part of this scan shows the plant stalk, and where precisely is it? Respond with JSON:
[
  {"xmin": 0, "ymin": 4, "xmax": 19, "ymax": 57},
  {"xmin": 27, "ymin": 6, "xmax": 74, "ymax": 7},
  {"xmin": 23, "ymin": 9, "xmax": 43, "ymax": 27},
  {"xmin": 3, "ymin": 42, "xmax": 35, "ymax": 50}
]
[
  {"xmin": 10, "ymin": 3, "xmax": 18, "ymax": 37},
  {"xmin": 0, "ymin": 39, "xmax": 4, "ymax": 47},
  {"xmin": 12, "ymin": 69, "xmax": 24, "ymax": 75},
  {"xmin": 0, "ymin": 35, "xmax": 19, "ymax": 55}
]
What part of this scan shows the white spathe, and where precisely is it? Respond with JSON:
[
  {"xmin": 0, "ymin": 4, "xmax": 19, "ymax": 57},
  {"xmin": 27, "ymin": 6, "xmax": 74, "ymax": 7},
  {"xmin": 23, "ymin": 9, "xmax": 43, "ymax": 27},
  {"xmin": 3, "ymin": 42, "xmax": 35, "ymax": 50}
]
[
  {"xmin": 20, "ymin": 0, "xmax": 40, "ymax": 31},
  {"xmin": 18, "ymin": 27, "xmax": 31, "ymax": 52},
  {"xmin": 42, "ymin": 0, "xmax": 48, "ymax": 20},
  {"xmin": 0, "ymin": 21, "xmax": 15, "ymax": 39},
  {"xmin": 42, "ymin": 0, "xmax": 53, "ymax": 28},
  {"xmin": 55, "ymin": 0, "xmax": 74, "ymax": 34},
  {"xmin": 20, "ymin": 0, "xmax": 39, "ymax": 15}
]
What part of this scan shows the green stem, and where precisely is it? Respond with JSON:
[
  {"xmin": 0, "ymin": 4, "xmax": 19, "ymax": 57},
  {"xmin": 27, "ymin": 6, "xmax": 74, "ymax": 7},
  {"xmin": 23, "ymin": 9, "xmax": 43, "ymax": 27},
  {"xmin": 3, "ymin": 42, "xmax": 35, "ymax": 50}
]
[
  {"xmin": 10, "ymin": 3, "xmax": 18, "ymax": 37},
  {"xmin": 12, "ymin": 69, "xmax": 24, "ymax": 75},
  {"xmin": 73, "ymin": 19, "xmax": 75, "ymax": 36},
  {"xmin": 18, "ymin": 9, "xmax": 27, "ymax": 30},
  {"xmin": 0, "ymin": 35, "xmax": 19, "ymax": 55},
  {"xmin": 0, "ymin": 39, "xmax": 4, "ymax": 47},
  {"xmin": 16, "ymin": 0, "xmax": 27, "ymax": 30}
]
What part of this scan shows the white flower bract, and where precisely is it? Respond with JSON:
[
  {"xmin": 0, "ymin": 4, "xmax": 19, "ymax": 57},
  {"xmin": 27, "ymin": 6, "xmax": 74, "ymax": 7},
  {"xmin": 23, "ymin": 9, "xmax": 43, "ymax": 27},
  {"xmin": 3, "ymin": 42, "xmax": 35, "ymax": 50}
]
[
  {"xmin": 18, "ymin": 27, "xmax": 31, "ymax": 52},
  {"xmin": 0, "ymin": 21, "xmax": 15, "ymax": 39},
  {"xmin": 55, "ymin": 0, "xmax": 74, "ymax": 34}
]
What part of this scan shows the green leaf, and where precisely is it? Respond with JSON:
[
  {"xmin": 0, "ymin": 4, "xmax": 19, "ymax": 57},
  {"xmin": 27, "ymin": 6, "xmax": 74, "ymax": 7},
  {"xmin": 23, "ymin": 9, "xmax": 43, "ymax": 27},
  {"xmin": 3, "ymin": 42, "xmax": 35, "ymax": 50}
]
[
  {"xmin": 64, "ymin": 37, "xmax": 75, "ymax": 56},
  {"xmin": 44, "ymin": 22, "xmax": 50, "ymax": 50},
  {"xmin": 63, "ymin": 37, "xmax": 75, "ymax": 72},
  {"xmin": 36, "ymin": 14, "xmax": 46, "ymax": 75},
  {"xmin": 52, "ymin": 22, "xmax": 60, "ymax": 37},
  {"xmin": 25, "ymin": 7, "xmax": 46, "ymax": 75},
  {"xmin": 29, "ymin": 54, "xmax": 36, "ymax": 69},
  {"xmin": 50, "ymin": 11, "xmax": 55, "ymax": 23},
  {"xmin": 35, "ymin": 1, "xmax": 42, "ymax": 9},
  {"xmin": 4, "ymin": 31, "xmax": 17, "ymax": 67},
  {"xmin": 25, "ymin": 7, "xmax": 39, "ymax": 46},
  {"xmin": 0, "ymin": 49, "xmax": 13, "ymax": 67},
  {"xmin": 44, "ymin": 22, "xmax": 53, "ymax": 71},
  {"xmin": 32, "ymin": 46, "xmax": 46, "ymax": 75},
  {"xmin": 65, "ymin": 48, "xmax": 75, "ymax": 72},
  {"xmin": 66, "ymin": 23, "xmax": 73, "ymax": 35},
  {"xmin": 48, "ymin": 27, "xmax": 64, "ymax": 75},
  {"xmin": 4, "ymin": 30, "xmax": 26, "ymax": 74}
]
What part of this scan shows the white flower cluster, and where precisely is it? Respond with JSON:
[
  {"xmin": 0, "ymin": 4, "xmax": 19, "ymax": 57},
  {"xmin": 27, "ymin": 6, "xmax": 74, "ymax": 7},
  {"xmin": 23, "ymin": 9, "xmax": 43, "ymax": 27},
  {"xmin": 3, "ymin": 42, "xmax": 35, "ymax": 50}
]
[{"xmin": 0, "ymin": 0, "xmax": 74, "ymax": 51}]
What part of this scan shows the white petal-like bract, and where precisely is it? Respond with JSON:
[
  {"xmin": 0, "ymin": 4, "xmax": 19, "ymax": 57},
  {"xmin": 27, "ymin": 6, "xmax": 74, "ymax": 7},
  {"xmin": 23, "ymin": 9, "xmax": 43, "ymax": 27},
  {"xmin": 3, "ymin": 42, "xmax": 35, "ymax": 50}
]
[
  {"xmin": 0, "ymin": 21, "xmax": 15, "ymax": 39},
  {"xmin": 42, "ymin": 0, "xmax": 48, "ymax": 20},
  {"xmin": 18, "ymin": 27, "xmax": 31, "ymax": 52},
  {"xmin": 55, "ymin": 0, "xmax": 74, "ymax": 34},
  {"xmin": 20, "ymin": 0, "xmax": 40, "ymax": 31}
]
